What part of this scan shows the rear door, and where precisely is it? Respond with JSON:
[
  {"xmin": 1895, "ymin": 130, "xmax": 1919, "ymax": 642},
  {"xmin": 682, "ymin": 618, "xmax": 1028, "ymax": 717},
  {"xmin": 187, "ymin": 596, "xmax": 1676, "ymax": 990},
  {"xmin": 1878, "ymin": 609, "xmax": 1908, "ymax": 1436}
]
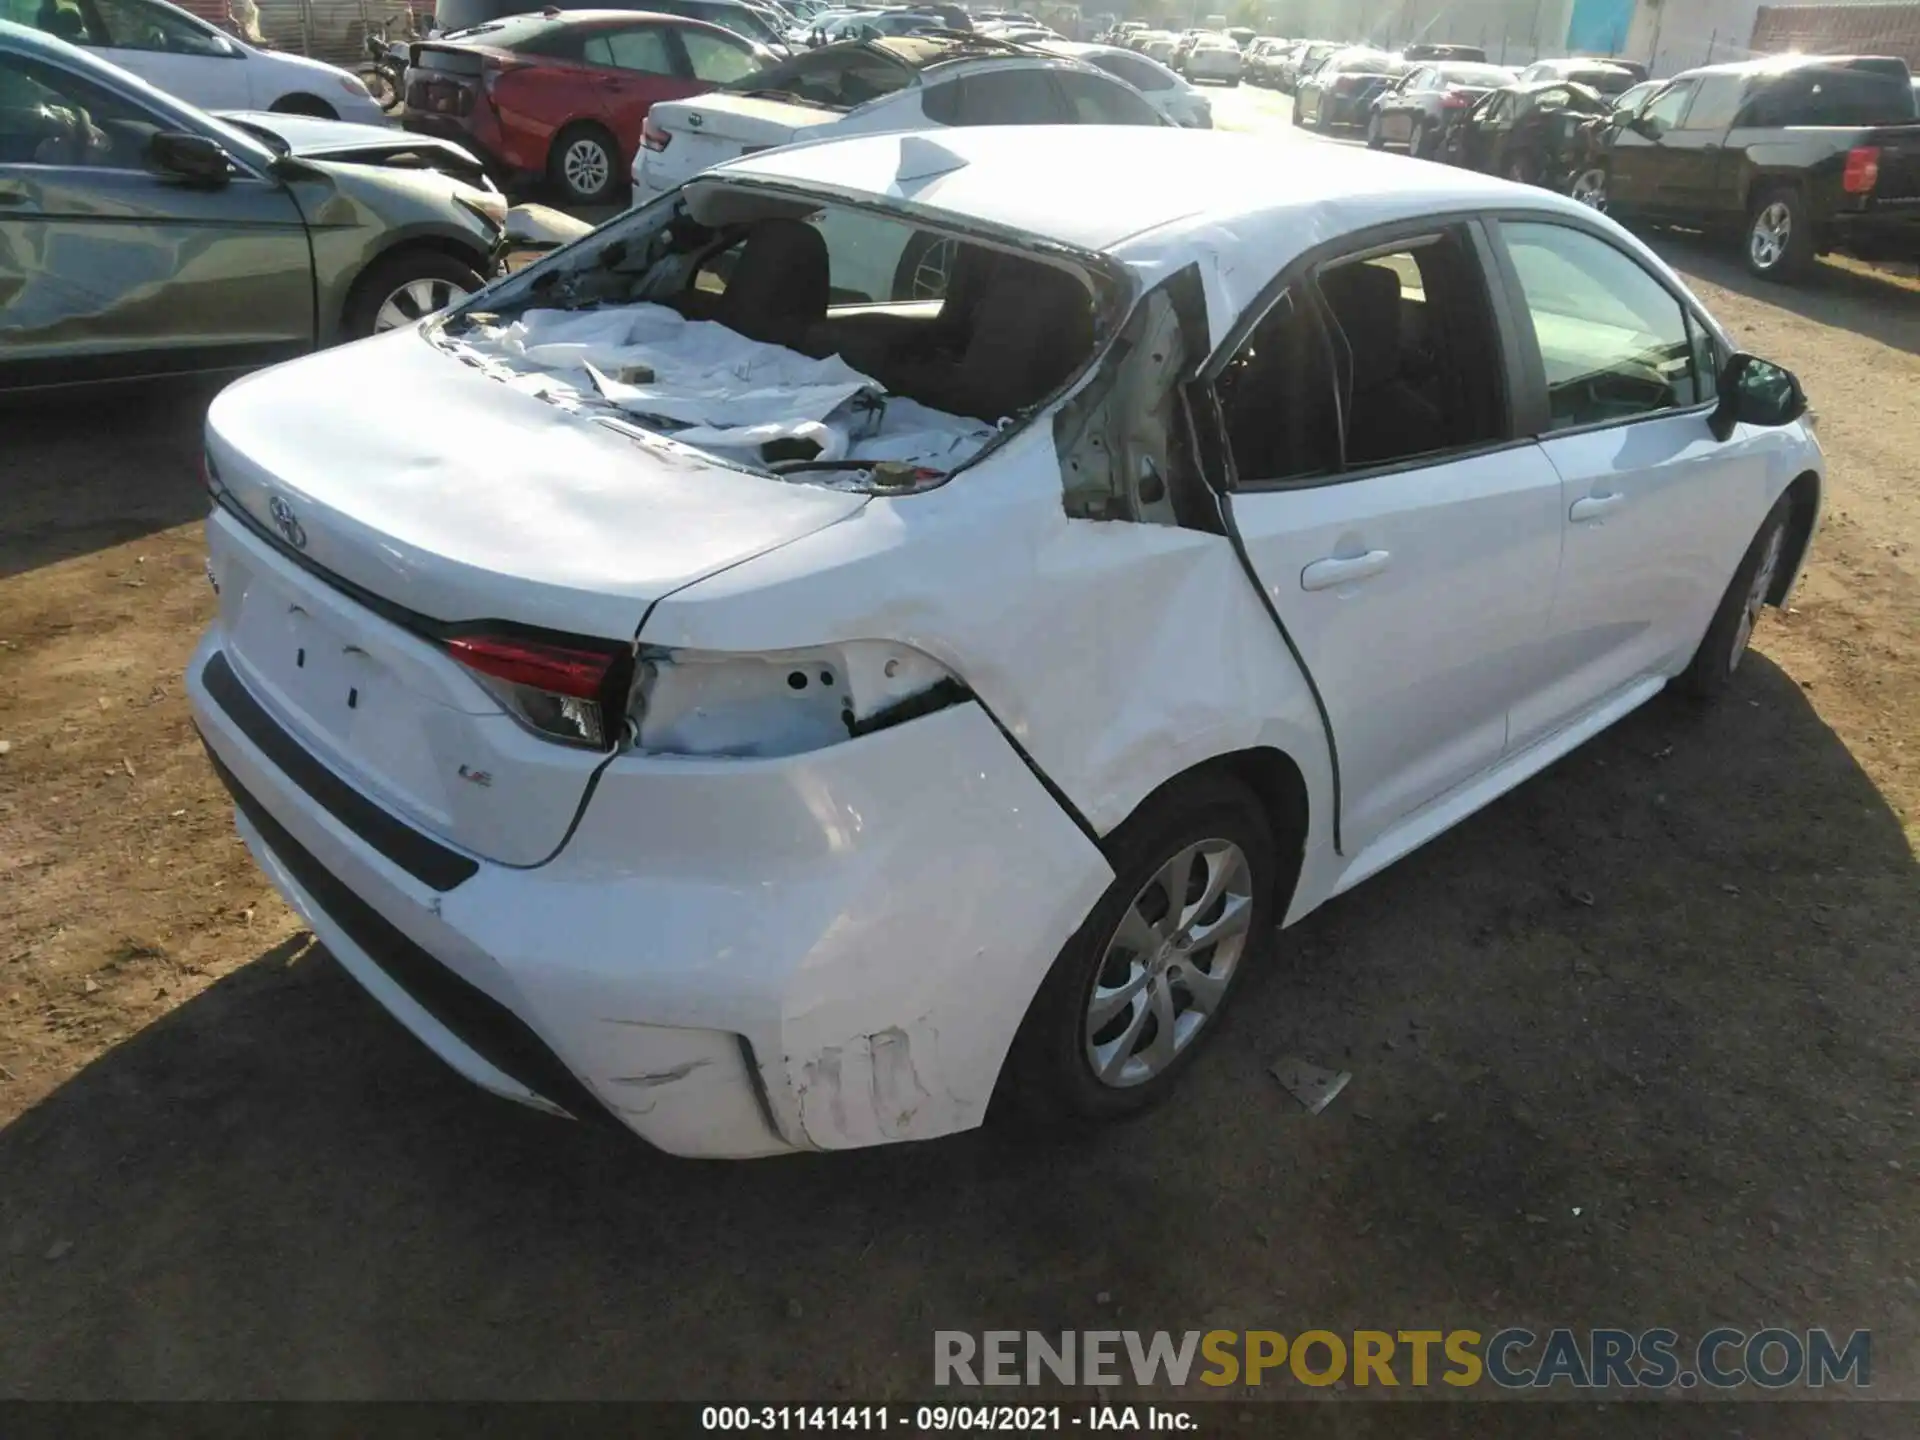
[
  {"xmin": 1211, "ymin": 223, "xmax": 1567, "ymax": 856},
  {"xmin": 0, "ymin": 47, "xmax": 312, "ymax": 389},
  {"xmin": 593, "ymin": 21, "xmax": 708, "ymax": 153}
]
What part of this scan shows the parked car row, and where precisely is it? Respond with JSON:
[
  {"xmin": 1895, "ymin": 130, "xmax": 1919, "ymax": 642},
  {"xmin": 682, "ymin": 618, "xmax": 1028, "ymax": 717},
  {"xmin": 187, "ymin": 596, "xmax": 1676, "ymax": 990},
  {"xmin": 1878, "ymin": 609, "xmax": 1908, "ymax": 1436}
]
[{"xmin": 1348, "ymin": 43, "xmax": 1920, "ymax": 285}]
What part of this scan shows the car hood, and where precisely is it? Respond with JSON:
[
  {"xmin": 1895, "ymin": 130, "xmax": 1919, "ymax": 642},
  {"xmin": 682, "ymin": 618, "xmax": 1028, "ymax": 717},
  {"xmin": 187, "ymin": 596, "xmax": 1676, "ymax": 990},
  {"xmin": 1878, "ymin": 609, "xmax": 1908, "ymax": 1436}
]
[
  {"xmin": 204, "ymin": 328, "xmax": 870, "ymax": 640},
  {"xmin": 215, "ymin": 110, "xmax": 490, "ymax": 180}
]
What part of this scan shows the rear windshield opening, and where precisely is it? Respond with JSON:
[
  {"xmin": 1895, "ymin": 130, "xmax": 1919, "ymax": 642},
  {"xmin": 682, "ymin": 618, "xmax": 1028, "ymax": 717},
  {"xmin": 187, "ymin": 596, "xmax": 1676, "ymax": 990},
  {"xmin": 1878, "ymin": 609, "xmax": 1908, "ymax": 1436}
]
[
  {"xmin": 435, "ymin": 186, "xmax": 1111, "ymax": 488},
  {"xmin": 722, "ymin": 46, "xmax": 914, "ymax": 110}
]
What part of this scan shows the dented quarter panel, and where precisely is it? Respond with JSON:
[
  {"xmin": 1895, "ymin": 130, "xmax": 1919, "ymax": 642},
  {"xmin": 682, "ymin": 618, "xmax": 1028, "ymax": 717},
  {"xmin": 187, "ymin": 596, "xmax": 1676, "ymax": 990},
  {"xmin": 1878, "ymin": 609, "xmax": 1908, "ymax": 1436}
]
[
  {"xmin": 446, "ymin": 697, "xmax": 1115, "ymax": 1151},
  {"xmin": 637, "ymin": 422, "xmax": 1343, "ymax": 923}
]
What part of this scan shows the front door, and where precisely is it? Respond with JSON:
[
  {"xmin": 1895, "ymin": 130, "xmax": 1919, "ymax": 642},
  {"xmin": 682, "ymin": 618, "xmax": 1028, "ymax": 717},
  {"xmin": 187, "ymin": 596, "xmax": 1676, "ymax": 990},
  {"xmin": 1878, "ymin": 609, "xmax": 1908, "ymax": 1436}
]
[
  {"xmin": 1491, "ymin": 218, "xmax": 1770, "ymax": 748},
  {"xmin": 1211, "ymin": 225, "xmax": 1566, "ymax": 854},
  {"xmin": 1605, "ymin": 76, "xmax": 1696, "ymax": 215},
  {"xmin": 0, "ymin": 49, "xmax": 312, "ymax": 389}
]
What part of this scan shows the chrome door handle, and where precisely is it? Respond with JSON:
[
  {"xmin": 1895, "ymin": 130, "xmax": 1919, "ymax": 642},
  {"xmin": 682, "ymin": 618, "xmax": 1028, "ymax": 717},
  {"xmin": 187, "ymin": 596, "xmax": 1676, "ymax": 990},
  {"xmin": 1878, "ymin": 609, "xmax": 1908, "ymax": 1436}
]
[
  {"xmin": 1300, "ymin": 549, "xmax": 1391, "ymax": 591},
  {"xmin": 1570, "ymin": 492, "xmax": 1626, "ymax": 523}
]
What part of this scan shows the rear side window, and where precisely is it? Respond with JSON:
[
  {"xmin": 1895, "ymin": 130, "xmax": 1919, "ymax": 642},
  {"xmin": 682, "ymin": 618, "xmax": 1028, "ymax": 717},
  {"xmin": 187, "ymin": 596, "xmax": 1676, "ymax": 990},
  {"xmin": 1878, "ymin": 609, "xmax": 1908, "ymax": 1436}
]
[
  {"xmin": 1218, "ymin": 230, "xmax": 1507, "ymax": 482},
  {"xmin": 1741, "ymin": 66, "xmax": 1918, "ymax": 126},
  {"xmin": 1053, "ymin": 69, "xmax": 1162, "ymax": 124},
  {"xmin": 678, "ymin": 26, "xmax": 759, "ymax": 84},
  {"xmin": 1091, "ymin": 51, "xmax": 1168, "ymax": 91},
  {"xmin": 1501, "ymin": 221, "xmax": 1706, "ymax": 431},
  {"xmin": 927, "ymin": 67, "xmax": 1066, "ymax": 124},
  {"xmin": 604, "ymin": 26, "xmax": 676, "ymax": 73}
]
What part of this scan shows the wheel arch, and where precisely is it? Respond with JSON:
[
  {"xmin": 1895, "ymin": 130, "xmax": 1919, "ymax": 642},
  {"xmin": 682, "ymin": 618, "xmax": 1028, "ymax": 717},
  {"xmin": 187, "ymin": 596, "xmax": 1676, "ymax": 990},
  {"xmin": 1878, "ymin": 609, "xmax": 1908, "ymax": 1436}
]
[
  {"xmin": 338, "ymin": 234, "xmax": 493, "ymax": 336},
  {"xmin": 268, "ymin": 92, "xmax": 338, "ymax": 119},
  {"xmin": 1768, "ymin": 468, "xmax": 1822, "ymax": 605},
  {"xmin": 1104, "ymin": 745, "xmax": 1312, "ymax": 924}
]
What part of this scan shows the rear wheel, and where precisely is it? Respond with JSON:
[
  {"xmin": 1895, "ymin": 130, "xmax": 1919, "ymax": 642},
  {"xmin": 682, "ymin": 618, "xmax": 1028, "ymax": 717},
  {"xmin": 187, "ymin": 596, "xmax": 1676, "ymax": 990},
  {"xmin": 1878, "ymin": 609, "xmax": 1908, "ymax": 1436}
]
[
  {"xmin": 549, "ymin": 122, "xmax": 620, "ymax": 206},
  {"xmin": 1677, "ymin": 494, "xmax": 1794, "ymax": 701},
  {"xmin": 1745, "ymin": 186, "xmax": 1814, "ymax": 282},
  {"xmin": 997, "ymin": 772, "xmax": 1277, "ymax": 1127},
  {"xmin": 1366, "ymin": 112, "xmax": 1384, "ymax": 148},
  {"xmin": 1409, "ymin": 117, "xmax": 1430, "ymax": 158},
  {"xmin": 343, "ymin": 250, "xmax": 486, "ymax": 339},
  {"xmin": 1570, "ymin": 165, "xmax": 1608, "ymax": 211},
  {"xmin": 355, "ymin": 65, "xmax": 397, "ymax": 110}
]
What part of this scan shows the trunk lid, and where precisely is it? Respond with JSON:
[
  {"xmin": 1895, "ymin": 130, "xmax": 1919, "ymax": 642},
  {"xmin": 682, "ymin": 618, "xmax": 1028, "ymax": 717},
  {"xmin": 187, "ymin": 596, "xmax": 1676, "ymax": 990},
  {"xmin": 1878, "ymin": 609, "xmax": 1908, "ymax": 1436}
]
[
  {"xmin": 203, "ymin": 329, "xmax": 867, "ymax": 867},
  {"xmin": 641, "ymin": 93, "xmax": 841, "ymax": 190}
]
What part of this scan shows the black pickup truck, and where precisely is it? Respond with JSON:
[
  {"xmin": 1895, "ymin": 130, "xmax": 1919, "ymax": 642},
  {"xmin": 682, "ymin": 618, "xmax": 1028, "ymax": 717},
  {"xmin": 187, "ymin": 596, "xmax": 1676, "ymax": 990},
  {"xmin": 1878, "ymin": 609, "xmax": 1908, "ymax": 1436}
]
[{"xmin": 1582, "ymin": 54, "xmax": 1920, "ymax": 281}]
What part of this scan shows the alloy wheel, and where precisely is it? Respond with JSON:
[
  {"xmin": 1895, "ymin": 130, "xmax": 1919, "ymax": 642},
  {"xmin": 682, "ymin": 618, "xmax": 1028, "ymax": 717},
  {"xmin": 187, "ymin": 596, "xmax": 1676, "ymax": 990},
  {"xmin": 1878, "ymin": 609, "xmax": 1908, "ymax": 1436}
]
[
  {"xmin": 1750, "ymin": 201, "xmax": 1792, "ymax": 272},
  {"xmin": 563, "ymin": 138, "xmax": 611, "ymax": 200},
  {"xmin": 1729, "ymin": 522, "xmax": 1786, "ymax": 672},
  {"xmin": 1571, "ymin": 167, "xmax": 1607, "ymax": 210},
  {"xmin": 1083, "ymin": 838, "xmax": 1255, "ymax": 1089},
  {"xmin": 373, "ymin": 276, "xmax": 472, "ymax": 333}
]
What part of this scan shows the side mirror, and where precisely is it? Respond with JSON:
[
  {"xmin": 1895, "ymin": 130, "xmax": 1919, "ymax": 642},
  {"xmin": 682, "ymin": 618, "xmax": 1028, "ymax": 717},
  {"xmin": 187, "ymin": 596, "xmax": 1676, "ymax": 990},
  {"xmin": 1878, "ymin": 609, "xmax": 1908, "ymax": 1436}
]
[
  {"xmin": 1709, "ymin": 352, "xmax": 1806, "ymax": 441},
  {"xmin": 147, "ymin": 131, "xmax": 231, "ymax": 186}
]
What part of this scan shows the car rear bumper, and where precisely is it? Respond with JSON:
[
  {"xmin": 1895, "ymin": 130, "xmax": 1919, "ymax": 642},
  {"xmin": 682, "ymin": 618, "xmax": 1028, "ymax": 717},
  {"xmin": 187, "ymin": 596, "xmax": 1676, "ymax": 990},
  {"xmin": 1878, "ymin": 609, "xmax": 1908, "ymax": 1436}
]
[
  {"xmin": 189, "ymin": 625, "xmax": 1111, "ymax": 1159},
  {"xmin": 1826, "ymin": 205, "xmax": 1920, "ymax": 259},
  {"xmin": 402, "ymin": 112, "xmax": 524, "ymax": 184}
]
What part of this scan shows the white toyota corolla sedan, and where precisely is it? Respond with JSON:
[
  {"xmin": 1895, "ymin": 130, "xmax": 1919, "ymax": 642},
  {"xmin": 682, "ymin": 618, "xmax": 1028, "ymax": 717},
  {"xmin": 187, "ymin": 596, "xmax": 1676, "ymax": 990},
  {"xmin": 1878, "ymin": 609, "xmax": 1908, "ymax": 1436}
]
[{"xmin": 188, "ymin": 128, "xmax": 1822, "ymax": 1158}]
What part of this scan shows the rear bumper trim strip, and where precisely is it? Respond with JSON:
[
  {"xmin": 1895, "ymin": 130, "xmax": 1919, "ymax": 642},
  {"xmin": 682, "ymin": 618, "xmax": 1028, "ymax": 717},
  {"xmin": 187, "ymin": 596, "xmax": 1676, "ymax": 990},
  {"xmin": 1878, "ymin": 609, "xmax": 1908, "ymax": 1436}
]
[{"xmin": 202, "ymin": 650, "xmax": 480, "ymax": 892}]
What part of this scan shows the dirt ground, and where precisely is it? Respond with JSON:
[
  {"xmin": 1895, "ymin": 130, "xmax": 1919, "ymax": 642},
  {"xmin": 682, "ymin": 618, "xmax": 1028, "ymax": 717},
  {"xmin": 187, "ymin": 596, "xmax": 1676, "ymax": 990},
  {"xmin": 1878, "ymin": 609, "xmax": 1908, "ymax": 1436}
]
[{"xmin": 1, "ymin": 235, "xmax": 1916, "ymax": 1419}]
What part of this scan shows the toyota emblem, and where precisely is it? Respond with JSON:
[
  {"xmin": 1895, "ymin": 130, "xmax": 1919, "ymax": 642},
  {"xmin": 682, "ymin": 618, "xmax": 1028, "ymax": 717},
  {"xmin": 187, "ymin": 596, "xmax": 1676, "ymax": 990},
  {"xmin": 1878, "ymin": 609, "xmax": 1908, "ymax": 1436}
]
[{"xmin": 268, "ymin": 496, "xmax": 307, "ymax": 551}]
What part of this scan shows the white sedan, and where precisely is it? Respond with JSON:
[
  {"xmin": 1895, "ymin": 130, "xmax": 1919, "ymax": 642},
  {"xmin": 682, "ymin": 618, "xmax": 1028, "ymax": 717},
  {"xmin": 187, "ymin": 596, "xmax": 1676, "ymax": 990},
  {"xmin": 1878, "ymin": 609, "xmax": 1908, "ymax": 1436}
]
[
  {"xmin": 25, "ymin": 0, "xmax": 384, "ymax": 121},
  {"xmin": 1042, "ymin": 40, "xmax": 1212, "ymax": 126},
  {"xmin": 189, "ymin": 129, "xmax": 1821, "ymax": 1158}
]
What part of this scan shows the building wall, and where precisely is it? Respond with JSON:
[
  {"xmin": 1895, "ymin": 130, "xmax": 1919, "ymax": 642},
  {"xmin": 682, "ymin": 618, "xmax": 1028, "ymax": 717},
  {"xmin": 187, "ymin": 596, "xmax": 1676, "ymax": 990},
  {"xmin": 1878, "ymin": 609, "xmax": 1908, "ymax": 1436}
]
[{"xmin": 1750, "ymin": 2, "xmax": 1920, "ymax": 64}]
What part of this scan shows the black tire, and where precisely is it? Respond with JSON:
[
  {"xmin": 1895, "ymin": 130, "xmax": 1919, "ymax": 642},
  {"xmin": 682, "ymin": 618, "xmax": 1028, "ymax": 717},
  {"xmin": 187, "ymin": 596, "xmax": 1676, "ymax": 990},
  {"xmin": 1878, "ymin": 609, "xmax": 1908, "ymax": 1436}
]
[
  {"xmin": 354, "ymin": 66, "xmax": 396, "ymax": 110},
  {"xmin": 1677, "ymin": 493, "xmax": 1795, "ymax": 702},
  {"xmin": 269, "ymin": 93, "xmax": 337, "ymax": 119},
  {"xmin": 1409, "ymin": 117, "xmax": 1430, "ymax": 159},
  {"xmin": 548, "ymin": 121, "xmax": 621, "ymax": 206},
  {"xmin": 1744, "ymin": 185, "xmax": 1815, "ymax": 282},
  {"xmin": 996, "ymin": 771, "xmax": 1278, "ymax": 1128},
  {"xmin": 1365, "ymin": 112, "xmax": 1384, "ymax": 148},
  {"xmin": 343, "ymin": 249, "xmax": 486, "ymax": 340}
]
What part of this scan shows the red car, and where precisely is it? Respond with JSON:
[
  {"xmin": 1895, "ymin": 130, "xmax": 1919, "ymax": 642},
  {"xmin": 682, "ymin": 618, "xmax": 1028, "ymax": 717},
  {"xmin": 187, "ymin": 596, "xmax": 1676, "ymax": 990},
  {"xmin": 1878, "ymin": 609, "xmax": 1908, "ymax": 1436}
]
[{"xmin": 403, "ymin": 9, "xmax": 773, "ymax": 205}]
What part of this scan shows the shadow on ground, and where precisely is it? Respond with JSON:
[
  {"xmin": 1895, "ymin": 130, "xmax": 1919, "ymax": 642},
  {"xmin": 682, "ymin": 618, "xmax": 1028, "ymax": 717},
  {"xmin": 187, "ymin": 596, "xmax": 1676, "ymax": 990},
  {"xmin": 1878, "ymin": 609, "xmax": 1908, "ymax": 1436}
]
[
  {"xmin": 1, "ymin": 657, "xmax": 1915, "ymax": 1412},
  {"xmin": 1646, "ymin": 232, "xmax": 1920, "ymax": 357},
  {"xmin": 0, "ymin": 382, "xmax": 223, "ymax": 580}
]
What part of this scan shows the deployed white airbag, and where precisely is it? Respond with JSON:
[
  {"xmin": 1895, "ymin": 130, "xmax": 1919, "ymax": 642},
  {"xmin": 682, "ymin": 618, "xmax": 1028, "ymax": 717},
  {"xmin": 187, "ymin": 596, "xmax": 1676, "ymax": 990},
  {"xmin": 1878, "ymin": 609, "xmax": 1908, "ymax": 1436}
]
[{"xmin": 449, "ymin": 302, "xmax": 995, "ymax": 474}]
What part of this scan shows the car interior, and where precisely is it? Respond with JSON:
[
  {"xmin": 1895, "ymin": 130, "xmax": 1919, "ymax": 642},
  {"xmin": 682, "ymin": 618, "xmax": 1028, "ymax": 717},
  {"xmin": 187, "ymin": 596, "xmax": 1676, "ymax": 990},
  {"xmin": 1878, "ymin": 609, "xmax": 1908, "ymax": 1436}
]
[
  {"xmin": 498, "ymin": 193, "xmax": 1106, "ymax": 428},
  {"xmin": 0, "ymin": 57, "xmax": 160, "ymax": 165},
  {"xmin": 679, "ymin": 218, "xmax": 1097, "ymax": 423}
]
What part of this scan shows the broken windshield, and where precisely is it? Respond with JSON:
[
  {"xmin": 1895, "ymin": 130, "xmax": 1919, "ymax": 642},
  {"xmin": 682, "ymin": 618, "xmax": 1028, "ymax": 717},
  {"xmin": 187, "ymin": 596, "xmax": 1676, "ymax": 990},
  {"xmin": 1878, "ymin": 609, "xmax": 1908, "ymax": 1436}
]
[{"xmin": 436, "ymin": 186, "xmax": 1115, "ymax": 493}]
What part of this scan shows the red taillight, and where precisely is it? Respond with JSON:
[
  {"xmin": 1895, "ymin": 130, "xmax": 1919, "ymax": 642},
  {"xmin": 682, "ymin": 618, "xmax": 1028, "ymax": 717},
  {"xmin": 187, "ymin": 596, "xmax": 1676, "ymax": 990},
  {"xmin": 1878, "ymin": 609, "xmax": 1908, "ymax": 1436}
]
[
  {"xmin": 641, "ymin": 117, "xmax": 671, "ymax": 152},
  {"xmin": 1441, "ymin": 89, "xmax": 1470, "ymax": 108},
  {"xmin": 445, "ymin": 635, "xmax": 621, "ymax": 748},
  {"xmin": 1843, "ymin": 144, "xmax": 1880, "ymax": 194}
]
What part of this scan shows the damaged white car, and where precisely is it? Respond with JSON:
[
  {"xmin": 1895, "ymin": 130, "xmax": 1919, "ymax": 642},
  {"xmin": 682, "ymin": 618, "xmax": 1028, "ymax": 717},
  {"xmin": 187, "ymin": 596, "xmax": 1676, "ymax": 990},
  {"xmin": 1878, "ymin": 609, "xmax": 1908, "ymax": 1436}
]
[{"xmin": 189, "ymin": 127, "xmax": 1823, "ymax": 1158}]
